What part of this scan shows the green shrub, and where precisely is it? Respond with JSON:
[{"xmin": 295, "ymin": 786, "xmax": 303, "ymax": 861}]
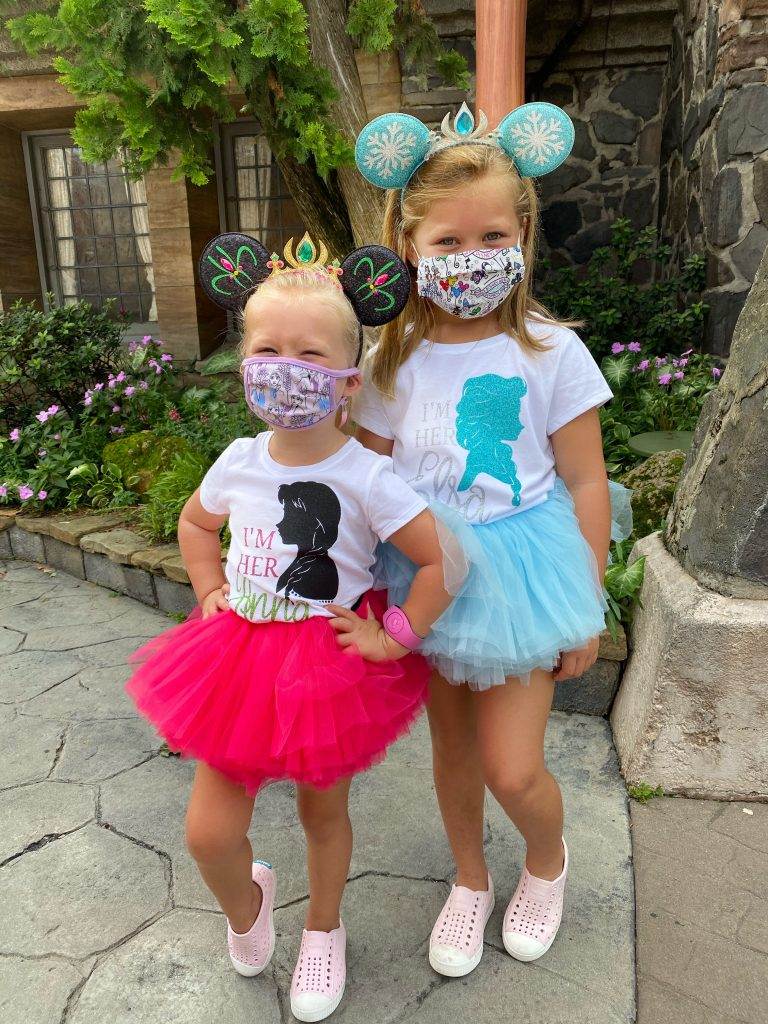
[
  {"xmin": 139, "ymin": 450, "xmax": 211, "ymax": 542},
  {"xmin": 543, "ymin": 219, "xmax": 707, "ymax": 361},
  {"xmin": 102, "ymin": 430, "xmax": 197, "ymax": 493},
  {"xmin": 66, "ymin": 461, "xmax": 141, "ymax": 510},
  {"xmin": 0, "ymin": 298, "xmax": 124, "ymax": 431},
  {"xmin": 603, "ymin": 539, "xmax": 646, "ymax": 643}
]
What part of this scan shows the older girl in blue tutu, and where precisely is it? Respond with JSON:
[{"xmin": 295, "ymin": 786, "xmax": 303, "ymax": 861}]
[{"xmin": 353, "ymin": 101, "xmax": 632, "ymax": 977}]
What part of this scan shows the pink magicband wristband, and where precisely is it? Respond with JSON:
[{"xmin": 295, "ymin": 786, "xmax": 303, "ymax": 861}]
[{"xmin": 382, "ymin": 605, "xmax": 424, "ymax": 650}]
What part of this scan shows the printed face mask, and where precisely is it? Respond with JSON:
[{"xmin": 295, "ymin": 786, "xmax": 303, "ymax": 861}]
[
  {"xmin": 416, "ymin": 245, "xmax": 525, "ymax": 318},
  {"xmin": 242, "ymin": 356, "xmax": 359, "ymax": 430}
]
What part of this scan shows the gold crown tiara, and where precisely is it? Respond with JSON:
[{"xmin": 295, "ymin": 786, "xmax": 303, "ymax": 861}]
[{"xmin": 267, "ymin": 233, "xmax": 343, "ymax": 284}]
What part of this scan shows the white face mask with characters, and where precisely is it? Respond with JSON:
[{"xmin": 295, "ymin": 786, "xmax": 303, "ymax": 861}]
[{"xmin": 415, "ymin": 245, "xmax": 525, "ymax": 319}]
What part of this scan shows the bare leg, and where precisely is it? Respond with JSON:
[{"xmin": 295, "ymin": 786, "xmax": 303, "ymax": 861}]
[
  {"xmin": 427, "ymin": 671, "xmax": 488, "ymax": 890},
  {"xmin": 185, "ymin": 763, "xmax": 261, "ymax": 933},
  {"xmin": 297, "ymin": 777, "xmax": 353, "ymax": 931},
  {"xmin": 476, "ymin": 669, "xmax": 564, "ymax": 880}
]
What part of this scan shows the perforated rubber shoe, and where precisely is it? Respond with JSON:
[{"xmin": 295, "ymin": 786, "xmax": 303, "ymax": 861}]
[
  {"xmin": 227, "ymin": 860, "xmax": 276, "ymax": 977},
  {"xmin": 502, "ymin": 839, "xmax": 568, "ymax": 962},
  {"xmin": 290, "ymin": 922, "xmax": 346, "ymax": 1022},
  {"xmin": 429, "ymin": 874, "xmax": 494, "ymax": 977}
]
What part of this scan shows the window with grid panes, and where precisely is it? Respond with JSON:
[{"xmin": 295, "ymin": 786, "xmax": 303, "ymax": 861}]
[
  {"xmin": 25, "ymin": 132, "xmax": 156, "ymax": 323},
  {"xmin": 219, "ymin": 121, "xmax": 305, "ymax": 253}
]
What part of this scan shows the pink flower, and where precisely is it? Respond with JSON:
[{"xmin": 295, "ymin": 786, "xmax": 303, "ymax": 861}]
[
  {"xmin": 712, "ymin": 366, "xmax": 722, "ymax": 379},
  {"xmin": 161, "ymin": 353, "xmax": 173, "ymax": 362},
  {"xmin": 9, "ymin": 428, "xmax": 20, "ymax": 442},
  {"xmin": 110, "ymin": 426, "xmax": 125, "ymax": 434},
  {"xmin": 0, "ymin": 485, "xmax": 7, "ymax": 498},
  {"xmin": 47, "ymin": 405, "xmax": 59, "ymax": 416},
  {"xmin": 636, "ymin": 359, "xmax": 650, "ymax": 371},
  {"xmin": 655, "ymin": 356, "xmax": 668, "ymax": 368},
  {"xmin": 658, "ymin": 373, "xmax": 672, "ymax": 386},
  {"xmin": 678, "ymin": 357, "xmax": 689, "ymax": 367},
  {"xmin": 94, "ymin": 382, "xmax": 104, "ymax": 391},
  {"xmin": 611, "ymin": 342, "xmax": 625, "ymax": 354},
  {"xmin": 36, "ymin": 410, "xmax": 49, "ymax": 423},
  {"xmin": 37, "ymin": 490, "xmax": 47, "ymax": 500},
  {"xmin": 54, "ymin": 433, "xmax": 61, "ymax": 441},
  {"xmin": 108, "ymin": 378, "xmax": 117, "ymax": 389},
  {"xmin": 168, "ymin": 408, "xmax": 181, "ymax": 422},
  {"xmin": 674, "ymin": 371, "xmax": 685, "ymax": 380},
  {"xmin": 627, "ymin": 341, "xmax": 642, "ymax": 352},
  {"xmin": 83, "ymin": 396, "xmax": 93, "ymax": 407},
  {"xmin": 18, "ymin": 485, "xmax": 33, "ymax": 500},
  {"xmin": 112, "ymin": 405, "xmax": 121, "ymax": 413},
  {"xmin": 142, "ymin": 334, "xmax": 152, "ymax": 343},
  {"xmin": 38, "ymin": 449, "xmax": 47, "ymax": 458},
  {"xmin": 124, "ymin": 386, "xmax": 135, "ymax": 397},
  {"xmin": 115, "ymin": 371, "xmax": 126, "ymax": 383},
  {"xmin": 139, "ymin": 380, "xmax": 149, "ymax": 390}
]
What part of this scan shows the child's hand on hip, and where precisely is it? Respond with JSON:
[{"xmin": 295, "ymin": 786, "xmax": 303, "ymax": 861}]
[
  {"xmin": 553, "ymin": 635, "xmax": 599, "ymax": 682},
  {"xmin": 201, "ymin": 583, "xmax": 230, "ymax": 619},
  {"xmin": 328, "ymin": 604, "xmax": 409, "ymax": 662}
]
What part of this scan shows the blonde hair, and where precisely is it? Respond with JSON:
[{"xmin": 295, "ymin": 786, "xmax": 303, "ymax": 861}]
[
  {"xmin": 374, "ymin": 143, "xmax": 577, "ymax": 396},
  {"xmin": 240, "ymin": 270, "xmax": 360, "ymax": 364}
]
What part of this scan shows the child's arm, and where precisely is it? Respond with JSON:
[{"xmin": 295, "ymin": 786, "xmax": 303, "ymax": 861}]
[
  {"xmin": 550, "ymin": 407, "xmax": 611, "ymax": 575},
  {"xmin": 328, "ymin": 508, "xmax": 452, "ymax": 662},
  {"xmin": 178, "ymin": 489, "xmax": 230, "ymax": 617},
  {"xmin": 550, "ymin": 407, "xmax": 611, "ymax": 680},
  {"xmin": 356, "ymin": 426, "xmax": 394, "ymax": 457}
]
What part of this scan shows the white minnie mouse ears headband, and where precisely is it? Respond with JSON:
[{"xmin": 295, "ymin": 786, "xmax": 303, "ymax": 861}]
[{"xmin": 355, "ymin": 100, "xmax": 575, "ymax": 191}]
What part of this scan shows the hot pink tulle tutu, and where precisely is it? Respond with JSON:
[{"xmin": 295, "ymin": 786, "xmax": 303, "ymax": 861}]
[{"xmin": 126, "ymin": 592, "xmax": 428, "ymax": 793}]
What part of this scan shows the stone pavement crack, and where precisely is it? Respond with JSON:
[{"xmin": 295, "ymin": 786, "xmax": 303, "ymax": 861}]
[
  {"xmin": 59, "ymin": 963, "xmax": 94, "ymax": 1024},
  {"xmin": 46, "ymin": 728, "xmax": 68, "ymax": 778},
  {"xmin": 0, "ymin": 823, "xmax": 89, "ymax": 868},
  {"xmin": 97, "ymin": 821, "xmax": 174, "ymax": 909}
]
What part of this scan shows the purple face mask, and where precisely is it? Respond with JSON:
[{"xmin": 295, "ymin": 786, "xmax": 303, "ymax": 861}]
[{"xmin": 242, "ymin": 356, "xmax": 359, "ymax": 430}]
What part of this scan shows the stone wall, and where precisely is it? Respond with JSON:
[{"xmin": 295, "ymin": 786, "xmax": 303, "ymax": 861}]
[
  {"xmin": 657, "ymin": 0, "xmax": 768, "ymax": 355},
  {"xmin": 416, "ymin": 2, "xmax": 675, "ymax": 269}
]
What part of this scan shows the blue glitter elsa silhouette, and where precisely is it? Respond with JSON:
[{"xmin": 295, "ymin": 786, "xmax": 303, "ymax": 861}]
[{"xmin": 456, "ymin": 374, "xmax": 528, "ymax": 506}]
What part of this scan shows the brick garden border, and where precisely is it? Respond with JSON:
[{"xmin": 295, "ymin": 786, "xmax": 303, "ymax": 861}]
[{"xmin": 0, "ymin": 506, "xmax": 628, "ymax": 715}]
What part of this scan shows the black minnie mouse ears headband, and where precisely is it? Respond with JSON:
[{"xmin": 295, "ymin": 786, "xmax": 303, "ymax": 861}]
[{"xmin": 198, "ymin": 231, "xmax": 411, "ymax": 363}]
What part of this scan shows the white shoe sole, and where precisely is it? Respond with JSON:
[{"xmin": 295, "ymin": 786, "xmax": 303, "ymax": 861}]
[
  {"xmin": 502, "ymin": 927, "xmax": 557, "ymax": 962},
  {"xmin": 290, "ymin": 981, "xmax": 345, "ymax": 1022},
  {"xmin": 230, "ymin": 918, "xmax": 276, "ymax": 977}
]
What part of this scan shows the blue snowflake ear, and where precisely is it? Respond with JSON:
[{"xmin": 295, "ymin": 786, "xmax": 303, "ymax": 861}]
[
  {"xmin": 340, "ymin": 245, "xmax": 411, "ymax": 326},
  {"xmin": 199, "ymin": 232, "xmax": 272, "ymax": 310},
  {"xmin": 496, "ymin": 103, "xmax": 575, "ymax": 178},
  {"xmin": 355, "ymin": 113, "xmax": 432, "ymax": 190}
]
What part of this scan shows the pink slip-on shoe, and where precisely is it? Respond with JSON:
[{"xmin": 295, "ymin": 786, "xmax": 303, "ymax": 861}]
[
  {"xmin": 227, "ymin": 860, "xmax": 276, "ymax": 977},
  {"xmin": 290, "ymin": 922, "xmax": 346, "ymax": 1022},
  {"xmin": 429, "ymin": 874, "xmax": 495, "ymax": 977},
  {"xmin": 502, "ymin": 838, "xmax": 569, "ymax": 961}
]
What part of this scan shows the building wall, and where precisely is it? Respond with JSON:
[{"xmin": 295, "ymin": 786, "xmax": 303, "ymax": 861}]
[{"xmin": 657, "ymin": 0, "xmax": 768, "ymax": 355}]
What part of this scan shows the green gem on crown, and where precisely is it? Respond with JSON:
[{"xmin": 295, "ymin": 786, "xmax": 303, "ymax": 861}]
[{"xmin": 297, "ymin": 239, "xmax": 315, "ymax": 263}]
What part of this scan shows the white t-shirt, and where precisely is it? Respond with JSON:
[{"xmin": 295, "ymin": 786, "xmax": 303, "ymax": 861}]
[
  {"xmin": 354, "ymin": 322, "xmax": 613, "ymax": 525},
  {"xmin": 199, "ymin": 434, "xmax": 427, "ymax": 624}
]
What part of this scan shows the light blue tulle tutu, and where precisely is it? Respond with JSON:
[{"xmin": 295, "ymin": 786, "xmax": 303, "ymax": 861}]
[{"xmin": 375, "ymin": 479, "xmax": 633, "ymax": 690}]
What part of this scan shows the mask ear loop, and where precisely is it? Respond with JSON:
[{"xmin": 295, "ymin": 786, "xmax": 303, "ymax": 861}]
[{"xmin": 338, "ymin": 397, "xmax": 350, "ymax": 428}]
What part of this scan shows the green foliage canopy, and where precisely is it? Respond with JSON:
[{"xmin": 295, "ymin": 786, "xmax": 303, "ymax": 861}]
[{"xmin": 3, "ymin": 0, "xmax": 468, "ymax": 185}]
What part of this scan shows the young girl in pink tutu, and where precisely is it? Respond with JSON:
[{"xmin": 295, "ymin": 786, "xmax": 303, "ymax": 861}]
[{"xmin": 126, "ymin": 232, "xmax": 453, "ymax": 1022}]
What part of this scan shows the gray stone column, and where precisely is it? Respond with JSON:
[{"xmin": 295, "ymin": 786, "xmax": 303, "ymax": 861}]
[
  {"xmin": 666, "ymin": 248, "xmax": 768, "ymax": 599},
  {"xmin": 611, "ymin": 250, "xmax": 768, "ymax": 799}
]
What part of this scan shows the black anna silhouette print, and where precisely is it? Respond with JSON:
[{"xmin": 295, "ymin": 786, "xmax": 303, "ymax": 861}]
[{"xmin": 276, "ymin": 482, "xmax": 341, "ymax": 603}]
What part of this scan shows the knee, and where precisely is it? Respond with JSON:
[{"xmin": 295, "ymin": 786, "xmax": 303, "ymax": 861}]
[
  {"xmin": 297, "ymin": 797, "xmax": 349, "ymax": 844},
  {"xmin": 483, "ymin": 763, "xmax": 544, "ymax": 804},
  {"xmin": 185, "ymin": 814, "xmax": 243, "ymax": 865}
]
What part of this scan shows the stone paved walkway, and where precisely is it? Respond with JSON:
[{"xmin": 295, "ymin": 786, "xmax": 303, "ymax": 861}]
[
  {"xmin": 633, "ymin": 797, "xmax": 768, "ymax": 1024},
  {"xmin": 0, "ymin": 559, "xmax": 635, "ymax": 1024}
]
